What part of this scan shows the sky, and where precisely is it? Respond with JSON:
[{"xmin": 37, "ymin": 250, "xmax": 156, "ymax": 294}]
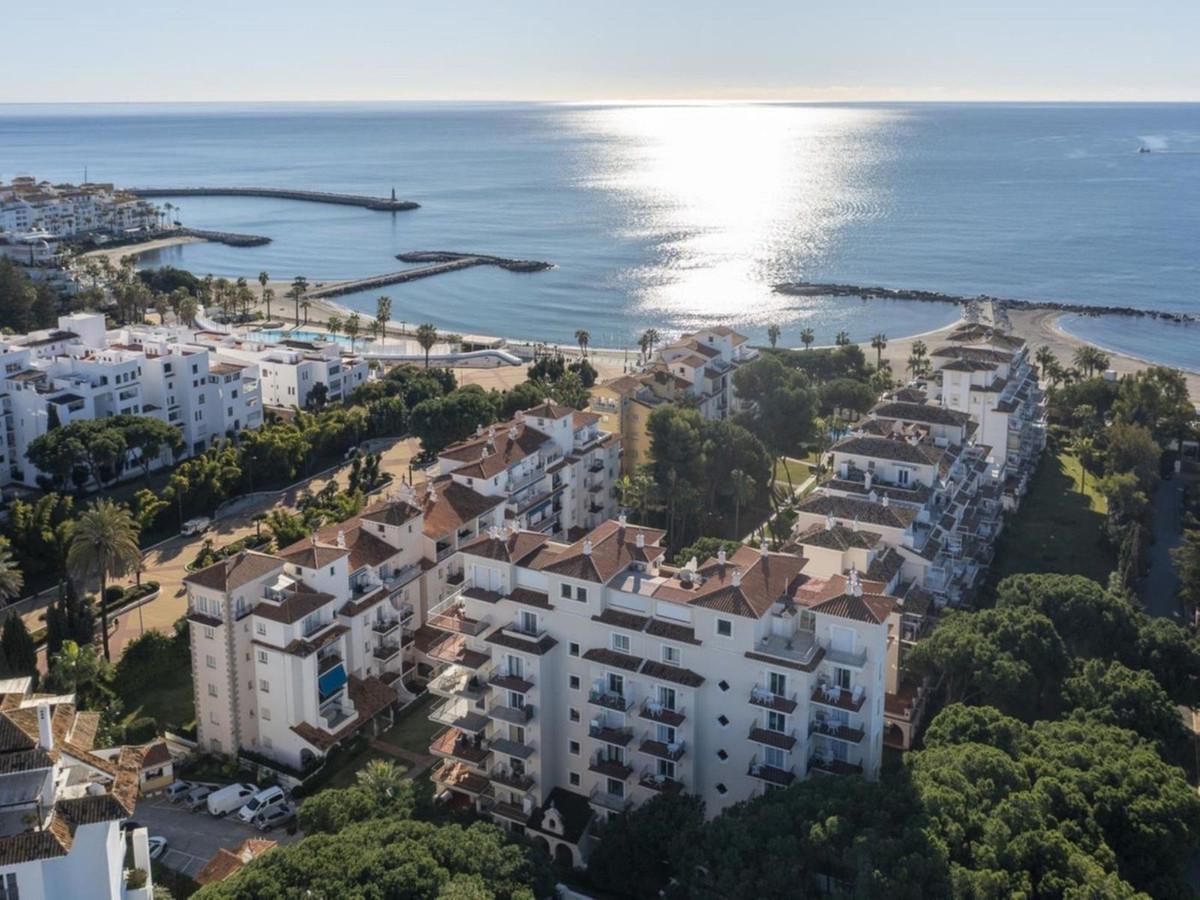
[{"xmin": 4, "ymin": 0, "xmax": 1197, "ymax": 103}]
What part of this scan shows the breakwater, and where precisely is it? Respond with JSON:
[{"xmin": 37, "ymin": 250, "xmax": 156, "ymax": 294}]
[
  {"xmin": 180, "ymin": 228, "xmax": 270, "ymax": 247},
  {"xmin": 131, "ymin": 187, "xmax": 419, "ymax": 211},
  {"xmin": 775, "ymin": 281, "xmax": 1197, "ymax": 325},
  {"xmin": 305, "ymin": 252, "xmax": 553, "ymax": 299}
]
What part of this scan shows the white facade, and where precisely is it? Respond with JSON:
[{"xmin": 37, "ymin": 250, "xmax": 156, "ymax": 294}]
[
  {"xmin": 422, "ymin": 519, "xmax": 894, "ymax": 864},
  {"xmin": 196, "ymin": 335, "xmax": 368, "ymax": 410},
  {"xmin": 0, "ymin": 177, "xmax": 159, "ymax": 240}
]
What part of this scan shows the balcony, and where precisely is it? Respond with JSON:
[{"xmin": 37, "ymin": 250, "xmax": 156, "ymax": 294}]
[
  {"xmin": 489, "ymin": 671, "xmax": 534, "ymax": 693},
  {"xmin": 639, "ymin": 699, "xmax": 686, "ymax": 728},
  {"xmin": 809, "ymin": 720, "xmax": 866, "ymax": 744},
  {"xmin": 488, "ymin": 700, "xmax": 534, "ymax": 725},
  {"xmin": 811, "ymin": 684, "xmax": 866, "ymax": 713},
  {"xmin": 823, "ymin": 644, "xmax": 868, "ymax": 668},
  {"xmin": 588, "ymin": 753, "xmax": 633, "ymax": 780},
  {"xmin": 426, "ymin": 594, "xmax": 489, "ymax": 636},
  {"xmin": 637, "ymin": 769, "xmax": 684, "ymax": 795},
  {"xmin": 588, "ymin": 722, "xmax": 634, "ymax": 747},
  {"xmin": 317, "ymin": 652, "xmax": 342, "ymax": 675},
  {"xmin": 588, "ymin": 688, "xmax": 634, "ymax": 713},
  {"xmin": 371, "ymin": 618, "xmax": 400, "ymax": 636},
  {"xmin": 587, "ymin": 459, "xmax": 605, "ymax": 473},
  {"xmin": 747, "ymin": 755, "xmax": 796, "ymax": 787},
  {"xmin": 748, "ymin": 686, "xmax": 797, "ymax": 714},
  {"xmin": 429, "ymin": 666, "xmax": 488, "ymax": 702},
  {"xmin": 490, "ymin": 736, "xmax": 536, "ymax": 761},
  {"xmin": 748, "ymin": 726, "xmax": 797, "ymax": 752},
  {"xmin": 372, "ymin": 642, "xmax": 401, "ymax": 662},
  {"xmin": 489, "ymin": 766, "xmax": 535, "ymax": 793},
  {"xmin": 750, "ymin": 631, "xmax": 820, "ymax": 668},
  {"xmin": 808, "ymin": 754, "xmax": 864, "ymax": 777},
  {"xmin": 429, "ymin": 727, "xmax": 490, "ymax": 767},
  {"xmin": 430, "ymin": 697, "xmax": 489, "ymax": 733},
  {"xmin": 588, "ymin": 784, "xmax": 631, "ymax": 814},
  {"xmin": 638, "ymin": 738, "xmax": 685, "ymax": 762}
]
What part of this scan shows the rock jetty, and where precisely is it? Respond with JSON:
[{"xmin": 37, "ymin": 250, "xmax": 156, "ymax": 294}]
[
  {"xmin": 180, "ymin": 228, "xmax": 270, "ymax": 247},
  {"xmin": 774, "ymin": 281, "xmax": 1196, "ymax": 325},
  {"xmin": 304, "ymin": 252, "xmax": 553, "ymax": 300},
  {"xmin": 131, "ymin": 187, "xmax": 419, "ymax": 212},
  {"xmin": 395, "ymin": 251, "xmax": 552, "ymax": 273}
]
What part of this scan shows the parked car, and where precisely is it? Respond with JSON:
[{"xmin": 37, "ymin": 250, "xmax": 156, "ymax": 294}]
[
  {"xmin": 183, "ymin": 785, "xmax": 216, "ymax": 811},
  {"xmin": 182, "ymin": 517, "xmax": 211, "ymax": 536},
  {"xmin": 206, "ymin": 783, "xmax": 258, "ymax": 817},
  {"xmin": 148, "ymin": 837, "xmax": 168, "ymax": 860},
  {"xmin": 254, "ymin": 802, "xmax": 296, "ymax": 833},
  {"xmin": 236, "ymin": 785, "xmax": 287, "ymax": 824},
  {"xmin": 165, "ymin": 780, "xmax": 191, "ymax": 802}
]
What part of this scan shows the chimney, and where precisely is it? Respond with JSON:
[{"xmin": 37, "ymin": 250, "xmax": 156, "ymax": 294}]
[
  {"xmin": 760, "ymin": 540, "xmax": 769, "ymax": 557},
  {"xmin": 825, "ymin": 513, "xmax": 834, "ymax": 531},
  {"xmin": 848, "ymin": 567, "xmax": 862, "ymax": 598},
  {"xmin": 36, "ymin": 703, "xmax": 53, "ymax": 751},
  {"xmin": 864, "ymin": 471, "xmax": 873, "ymax": 491},
  {"xmin": 582, "ymin": 538, "xmax": 593, "ymax": 556},
  {"xmin": 618, "ymin": 513, "xmax": 627, "ymax": 528},
  {"xmin": 635, "ymin": 531, "xmax": 645, "ymax": 549},
  {"xmin": 882, "ymin": 495, "xmax": 890, "ymax": 508},
  {"xmin": 336, "ymin": 530, "xmax": 346, "ymax": 549},
  {"xmin": 731, "ymin": 568, "xmax": 742, "ymax": 588},
  {"xmin": 508, "ymin": 425, "xmax": 518, "ymax": 441},
  {"xmin": 717, "ymin": 548, "xmax": 727, "ymax": 567}
]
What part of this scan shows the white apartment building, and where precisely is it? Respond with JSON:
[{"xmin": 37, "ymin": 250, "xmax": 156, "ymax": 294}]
[
  {"xmin": 435, "ymin": 402, "xmax": 621, "ymax": 542},
  {"xmin": 185, "ymin": 479, "xmax": 507, "ymax": 770},
  {"xmin": 0, "ymin": 677, "xmax": 156, "ymax": 900},
  {"xmin": 195, "ymin": 334, "xmax": 369, "ymax": 410},
  {"xmin": 420, "ymin": 518, "xmax": 896, "ymax": 866},
  {"xmin": 0, "ymin": 314, "xmax": 263, "ymax": 487},
  {"xmin": 0, "ymin": 178, "xmax": 159, "ymax": 240}
]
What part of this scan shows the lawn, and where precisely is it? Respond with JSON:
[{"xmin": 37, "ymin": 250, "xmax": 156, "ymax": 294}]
[
  {"xmin": 991, "ymin": 452, "xmax": 1111, "ymax": 585},
  {"xmin": 772, "ymin": 456, "xmax": 814, "ymax": 489},
  {"xmin": 119, "ymin": 660, "xmax": 195, "ymax": 734},
  {"xmin": 323, "ymin": 746, "xmax": 408, "ymax": 790},
  {"xmin": 379, "ymin": 693, "xmax": 441, "ymax": 754}
]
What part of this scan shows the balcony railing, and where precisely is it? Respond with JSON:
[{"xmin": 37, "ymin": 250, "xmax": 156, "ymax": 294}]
[
  {"xmin": 747, "ymin": 755, "xmax": 796, "ymax": 786},
  {"xmin": 371, "ymin": 618, "xmax": 400, "ymax": 636},
  {"xmin": 638, "ymin": 738, "xmax": 685, "ymax": 762},
  {"xmin": 588, "ymin": 688, "xmax": 634, "ymax": 713},
  {"xmin": 811, "ymin": 684, "xmax": 866, "ymax": 712},
  {"xmin": 430, "ymin": 698, "xmax": 489, "ymax": 733},
  {"xmin": 809, "ymin": 719, "xmax": 866, "ymax": 744},
  {"xmin": 808, "ymin": 754, "xmax": 864, "ymax": 777},
  {"xmin": 489, "ymin": 671, "xmax": 534, "ymax": 693},
  {"xmin": 372, "ymin": 642, "xmax": 401, "ymax": 662},
  {"xmin": 748, "ymin": 726, "xmax": 797, "ymax": 751},
  {"xmin": 428, "ymin": 727, "xmax": 490, "ymax": 767},
  {"xmin": 823, "ymin": 644, "xmax": 868, "ymax": 668},
  {"xmin": 637, "ymin": 769, "xmax": 684, "ymax": 795},
  {"xmin": 588, "ymin": 753, "xmax": 633, "ymax": 780},
  {"xmin": 428, "ymin": 665, "xmax": 488, "ymax": 701},
  {"xmin": 639, "ymin": 699, "xmax": 686, "ymax": 727},
  {"xmin": 426, "ymin": 591, "xmax": 489, "ymax": 636},
  {"xmin": 588, "ymin": 784, "xmax": 631, "ymax": 813},
  {"xmin": 489, "ymin": 766, "xmax": 535, "ymax": 793},
  {"xmin": 490, "ymin": 736, "xmax": 536, "ymax": 761},
  {"xmin": 488, "ymin": 700, "xmax": 534, "ymax": 725},
  {"xmin": 588, "ymin": 722, "xmax": 634, "ymax": 746},
  {"xmin": 748, "ymin": 686, "xmax": 798, "ymax": 714}
]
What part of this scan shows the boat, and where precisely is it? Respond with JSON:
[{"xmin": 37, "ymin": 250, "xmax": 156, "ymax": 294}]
[{"xmin": 1138, "ymin": 147, "xmax": 1153, "ymax": 154}]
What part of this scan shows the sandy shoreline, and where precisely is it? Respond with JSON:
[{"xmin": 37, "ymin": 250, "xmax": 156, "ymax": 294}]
[{"xmin": 104, "ymin": 235, "xmax": 1197, "ymax": 400}]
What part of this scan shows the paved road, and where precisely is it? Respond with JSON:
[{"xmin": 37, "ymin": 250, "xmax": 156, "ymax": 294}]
[
  {"xmin": 1141, "ymin": 477, "xmax": 1186, "ymax": 622},
  {"xmin": 137, "ymin": 794, "xmax": 301, "ymax": 879},
  {"xmin": 25, "ymin": 436, "xmax": 422, "ymax": 663}
]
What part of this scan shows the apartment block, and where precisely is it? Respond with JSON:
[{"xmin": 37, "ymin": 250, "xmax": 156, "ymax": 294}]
[
  {"xmin": 0, "ymin": 177, "xmax": 159, "ymax": 240},
  {"xmin": 419, "ymin": 518, "xmax": 897, "ymax": 866},
  {"xmin": 195, "ymin": 334, "xmax": 369, "ymax": 410},
  {"xmin": 0, "ymin": 677, "xmax": 157, "ymax": 900}
]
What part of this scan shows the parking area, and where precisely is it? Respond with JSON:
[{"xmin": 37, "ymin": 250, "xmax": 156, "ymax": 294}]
[{"xmin": 137, "ymin": 795, "xmax": 303, "ymax": 879}]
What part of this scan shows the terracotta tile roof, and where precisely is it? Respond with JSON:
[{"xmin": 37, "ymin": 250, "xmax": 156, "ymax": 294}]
[
  {"xmin": 536, "ymin": 520, "xmax": 666, "ymax": 584},
  {"xmin": 592, "ymin": 608, "xmax": 649, "ymax": 631},
  {"xmin": 644, "ymin": 618, "xmax": 701, "ymax": 645},
  {"xmin": 870, "ymin": 400, "xmax": 974, "ymax": 427},
  {"xmin": 310, "ymin": 522, "xmax": 397, "ymax": 571},
  {"xmin": 196, "ymin": 838, "xmax": 277, "ymax": 885},
  {"xmin": 138, "ymin": 740, "xmax": 172, "ymax": 769},
  {"xmin": 832, "ymin": 434, "xmax": 946, "ymax": 467},
  {"xmin": 582, "ymin": 647, "xmax": 643, "ymax": 671},
  {"xmin": 184, "ymin": 550, "xmax": 282, "ymax": 592},
  {"xmin": 639, "ymin": 660, "xmax": 704, "ymax": 687},
  {"xmin": 866, "ymin": 547, "xmax": 905, "ymax": 585},
  {"xmin": 439, "ymin": 419, "xmax": 549, "ymax": 477},
  {"xmin": 460, "ymin": 530, "xmax": 550, "ymax": 565},
  {"xmin": 253, "ymin": 582, "xmax": 335, "ymax": 625},
  {"xmin": 572, "ymin": 410, "xmax": 601, "ymax": 428},
  {"xmin": 419, "ymin": 478, "xmax": 504, "ymax": 539},
  {"xmin": 521, "ymin": 401, "xmax": 575, "ymax": 420},
  {"xmin": 796, "ymin": 493, "xmax": 919, "ymax": 529},
  {"xmin": 0, "ymin": 748, "xmax": 54, "ymax": 774},
  {"xmin": 276, "ymin": 540, "xmax": 349, "ymax": 569},
  {"xmin": 794, "ymin": 522, "xmax": 881, "ymax": 551},
  {"xmin": 360, "ymin": 499, "xmax": 423, "ymax": 527},
  {"xmin": 654, "ymin": 546, "xmax": 805, "ymax": 619}
]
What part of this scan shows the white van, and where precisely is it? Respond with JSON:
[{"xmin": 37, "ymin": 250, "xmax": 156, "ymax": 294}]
[
  {"xmin": 206, "ymin": 783, "xmax": 257, "ymax": 817},
  {"xmin": 182, "ymin": 517, "xmax": 211, "ymax": 537},
  {"xmin": 236, "ymin": 785, "xmax": 286, "ymax": 824}
]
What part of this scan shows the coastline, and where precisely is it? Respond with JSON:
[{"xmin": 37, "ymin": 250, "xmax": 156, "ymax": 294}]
[{"xmin": 105, "ymin": 236, "xmax": 1198, "ymax": 399}]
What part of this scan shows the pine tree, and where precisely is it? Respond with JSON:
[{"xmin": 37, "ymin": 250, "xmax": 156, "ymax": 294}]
[{"xmin": 0, "ymin": 613, "xmax": 38, "ymax": 685}]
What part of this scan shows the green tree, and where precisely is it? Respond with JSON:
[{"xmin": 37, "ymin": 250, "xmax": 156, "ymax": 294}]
[
  {"xmin": 344, "ymin": 313, "xmax": 361, "ymax": 351},
  {"xmin": 45, "ymin": 639, "xmax": 105, "ymax": 698},
  {"xmin": 1172, "ymin": 529, "xmax": 1200, "ymax": 621},
  {"xmin": 1072, "ymin": 344, "xmax": 1110, "ymax": 378},
  {"xmin": 834, "ymin": 330, "xmax": 851, "ymax": 346},
  {"xmin": 0, "ymin": 537, "xmax": 24, "ymax": 601},
  {"xmin": 550, "ymin": 370, "xmax": 589, "ymax": 410},
  {"xmin": 1063, "ymin": 658, "xmax": 1189, "ymax": 760},
  {"xmin": 799, "ymin": 326, "xmax": 814, "ymax": 351},
  {"xmin": 994, "ymin": 572, "xmax": 1138, "ymax": 661},
  {"xmin": 1104, "ymin": 420, "xmax": 1161, "ymax": 492},
  {"xmin": 766, "ymin": 322, "xmax": 781, "ymax": 348},
  {"xmin": 574, "ymin": 328, "xmax": 590, "ymax": 358},
  {"xmin": 0, "ymin": 613, "xmax": 37, "ymax": 682},
  {"xmin": 415, "ymin": 323, "xmax": 439, "ymax": 368},
  {"xmin": 290, "ymin": 275, "xmax": 308, "ymax": 325},
  {"xmin": 67, "ymin": 499, "xmax": 141, "ymax": 661},
  {"xmin": 375, "ymin": 295, "xmax": 392, "ymax": 345},
  {"xmin": 870, "ymin": 332, "xmax": 888, "ymax": 368},
  {"xmin": 409, "ymin": 387, "xmax": 499, "ymax": 455},
  {"xmin": 587, "ymin": 794, "xmax": 705, "ymax": 899}
]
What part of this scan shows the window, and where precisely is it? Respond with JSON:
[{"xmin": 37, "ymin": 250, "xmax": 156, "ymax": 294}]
[
  {"xmin": 259, "ymin": 679, "xmax": 270, "ymax": 693},
  {"xmin": 569, "ymin": 675, "xmax": 581, "ymax": 690},
  {"xmin": 897, "ymin": 468, "xmax": 910, "ymax": 486},
  {"xmin": 205, "ymin": 654, "xmax": 216, "ymax": 669},
  {"xmin": 717, "ymin": 749, "xmax": 728, "ymax": 761},
  {"xmin": 606, "ymin": 778, "xmax": 625, "ymax": 799},
  {"xmin": 569, "ymin": 740, "xmax": 580, "ymax": 756},
  {"xmin": 716, "ymin": 618, "xmax": 733, "ymax": 637},
  {"xmin": 520, "ymin": 610, "xmax": 538, "ymax": 634},
  {"xmin": 717, "ymin": 714, "xmax": 729, "ymax": 727},
  {"xmin": 257, "ymin": 650, "xmax": 268, "ymax": 664},
  {"xmin": 261, "ymin": 707, "xmax": 271, "ymax": 721},
  {"xmin": 560, "ymin": 584, "xmax": 571, "ymax": 599},
  {"xmin": 656, "ymin": 724, "xmax": 676, "ymax": 744},
  {"xmin": 207, "ymin": 684, "xmax": 217, "ymax": 698},
  {"xmin": 575, "ymin": 586, "xmax": 587, "ymax": 602},
  {"xmin": 767, "ymin": 711, "xmax": 787, "ymax": 733},
  {"xmin": 569, "ymin": 642, "xmax": 580, "ymax": 657},
  {"xmin": 718, "ymin": 680, "xmax": 730, "ymax": 692},
  {"xmin": 764, "ymin": 746, "xmax": 786, "ymax": 769},
  {"xmin": 769, "ymin": 671, "xmax": 787, "ymax": 697},
  {"xmin": 658, "ymin": 686, "xmax": 677, "ymax": 711},
  {"xmin": 203, "ymin": 625, "xmax": 215, "ymax": 640},
  {"xmin": 568, "ymin": 772, "xmax": 581, "ymax": 787},
  {"xmin": 569, "ymin": 707, "xmax": 580, "ymax": 723},
  {"xmin": 209, "ymin": 711, "xmax": 218, "ymax": 724},
  {"xmin": 606, "ymin": 672, "xmax": 624, "ymax": 696},
  {"xmin": 715, "ymin": 783, "xmax": 728, "ymax": 795},
  {"xmin": 834, "ymin": 667, "xmax": 852, "ymax": 690},
  {"xmin": 656, "ymin": 758, "xmax": 676, "ymax": 779},
  {"xmin": 662, "ymin": 645, "xmax": 681, "ymax": 666},
  {"xmin": 611, "ymin": 633, "xmax": 630, "ymax": 654}
]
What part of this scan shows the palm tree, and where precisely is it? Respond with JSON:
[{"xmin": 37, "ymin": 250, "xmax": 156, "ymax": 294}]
[
  {"xmin": 290, "ymin": 276, "xmax": 309, "ymax": 325},
  {"xmin": 375, "ymin": 295, "xmax": 392, "ymax": 346},
  {"xmin": 345, "ymin": 313, "xmax": 361, "ymax": 351},
  {"xmin": 1072, "ymin": 345, "xmax": 1110, "ymax": 379},
  {"xmin": 258, "ymin": 270, "xmax": 269, "ymax": 306},
  {"xmin": 729, "ymin": 469, "xmax": 757, "ymax": 537},
  {"xmin": 0, "ymin": 539, "xmax": 24, "ymax": 601},
  {"xmin": 67, "ymin": 499, "xmax": 141, "ymax": 661},
  {"xmin": 835, "ymin": 331, "xmax": 851, "ymax": 347},
  {"xmin": 575, "ymin": 329, "xmax": 591, "ymax": 359},
  {"xmin": 326, "ymin": 315, "xmax": 342, "ymax": 341},
  {"xmin": 262, "ymin": 287, "xmax": 275, "ymax": 322},
  {"xmin": 1072, "ymin": 435, "xmax": 1098, "ymax": 493},
  {"xmin": 416, "ymin": 323, "xmax": 439, "ymax": 368},
  {"xmin": 1035, "ymin": 345, "xmax": 1058, "ymax": 380},
  {"xmin": 870, "ymin": 333, "xmax": 888, "ymax": 368},
  {"xmin": 767, "ymin": 323, "xmax": 781, "ymax": 349},
  {"xmin": 301, "ymin": 299, "xmax": 312, "ymax": 325},
  {"xmin": 640, "ymin": 328, "xmax": 660, "ymax": 360},
  {"xmin": 178, "ymin": 296, "xmax": 198, "ymax": 327},
  {"xmin": 355, "ymin": 758, "xmax": 406, "ymax": 803},
  {"xmin": 800, "ymin": 327, "xmax": 815, "ymax": 351}
]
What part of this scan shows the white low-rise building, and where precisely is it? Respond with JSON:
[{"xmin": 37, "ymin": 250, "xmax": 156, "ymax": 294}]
[
  {"xmin": 1, "ymin": 177, "xmax": 159, "ymax": 241},
  {"xmin": 194, "ymin": 334, "xmax": 368, "ymax": 410}
]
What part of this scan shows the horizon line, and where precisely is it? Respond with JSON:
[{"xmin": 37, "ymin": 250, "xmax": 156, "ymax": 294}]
[{"xmin": 2, "ymin": 97, "xmax": 1200, "ymax": 107}]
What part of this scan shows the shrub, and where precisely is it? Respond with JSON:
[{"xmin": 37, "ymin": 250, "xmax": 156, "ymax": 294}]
[{"xmin": 126, "ymin": 716, "xmax": 158, "ymax": 743}]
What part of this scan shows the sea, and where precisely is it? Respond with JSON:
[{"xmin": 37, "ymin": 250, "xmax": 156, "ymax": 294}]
[{"xmin": 0, "ymin": 102, "xmax": 1197, "ymax": 367}]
